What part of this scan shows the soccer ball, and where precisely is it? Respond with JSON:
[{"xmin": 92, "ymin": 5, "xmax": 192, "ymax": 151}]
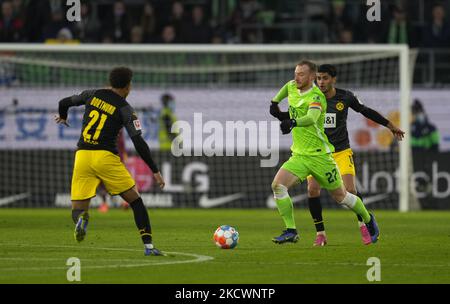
[{"xmin": 213, "ymin": 225, "xmax": 239, "ymax": 249}]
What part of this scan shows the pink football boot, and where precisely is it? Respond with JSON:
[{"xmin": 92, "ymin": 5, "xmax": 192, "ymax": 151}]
[
  {"xmin": 313, "ymin": 234, "xmax": 327, "ymax": 246},
  {"xmin": 360, "ymin": 224, "xmax": 372, "ymax": 245}
]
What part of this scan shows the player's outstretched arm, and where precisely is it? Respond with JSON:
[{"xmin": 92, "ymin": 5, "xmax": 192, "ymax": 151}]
[
  {"xmin": 122, "ymin": 104, "xmax": 165, "ymax": 189},
  {"xmin": 359, "ymin": 106, "xmax": 405, "ymax": 141},
  {"xmin": 130, "ymin": 135, "xmax": 165, "ymax": 189},
  {"xmin": 349, "ymin": 93, "xmax": 405, "ymax": 141},
  {"xmin": 55, "ymin": 90, "xmax": 95, "ymax": 127},
  {"xmin": 55, "ymin": 96, "xmax": 77, "ymax": 126}
]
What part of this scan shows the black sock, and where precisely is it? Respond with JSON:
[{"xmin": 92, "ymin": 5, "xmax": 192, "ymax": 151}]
[
  {"xmin": 130, "ymin": 197, "xmax": 152, "ymax": 245},
  {"xmin": 71, "ymin": 209, "xmax": 87, "ymax": 224},
  {"xmin": 356, "ymin": 192, "xmax": 364, "ymax": 222},
  {"xmin": 308, "ymin": 197, "xmax": 325, "ymax": 232}
]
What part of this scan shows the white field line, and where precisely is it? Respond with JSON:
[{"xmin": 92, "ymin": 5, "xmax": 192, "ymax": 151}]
[
  {"xmin": 0, "ymin": 243, "xmax": 214, "ymax": 271},
  {"xmin": 1, "ymin": 244, "xmax": 448, "ymax": 271}
]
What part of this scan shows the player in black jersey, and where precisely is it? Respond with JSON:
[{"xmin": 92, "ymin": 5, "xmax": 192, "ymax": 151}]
[
  {"xmin": 55, "ymin": 67, "xmax": 166, "ymax": 256},
  {"xmin": 307, "ymin": 64, "xmax": 404, "ymax": 246}
]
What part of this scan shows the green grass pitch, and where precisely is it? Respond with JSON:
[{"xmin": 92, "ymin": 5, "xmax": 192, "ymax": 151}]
[{"xmin": 0, "ymin": 208, "xmax": 449, "ymax": 284}]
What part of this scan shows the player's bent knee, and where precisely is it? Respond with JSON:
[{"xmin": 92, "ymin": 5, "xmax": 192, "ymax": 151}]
[
  {"xmin": 270, "ymin": 180, "xmax": 278, "ymax": 192},
  {"xmin": 308, "ymin": 191, "xmax": 320, "ymax": 198},
  {"xmin": 342, "ymin": 176, "xmax": 357, "ymax": 194},
  {"xmin": 347, "ymin": 188, "xmax": 357, "ymax": 195},
  {"xmin": 330, "ymin": 188, "xmax": 347, "ymax": 204},
  {"xmin": 71, "ymin": 199, "xmax": 90, "ymax": 210},
  {"xmin": 307, "ymin": 185, "xmax": 321, "ymax": 198},
  {"xmin": 271, "ymin": 182, "xmax": 289, "ymax": 200},
  {"xmin": 120, "ymin": 187, "xmax": 140, "ymax": 204},
  {"xmin": 336, "ymin": 191, "xmax": 357, "ymax": 209},
  {"xmin": 343, "ymin": 183, "xmax": 357, "ymax": 195}
]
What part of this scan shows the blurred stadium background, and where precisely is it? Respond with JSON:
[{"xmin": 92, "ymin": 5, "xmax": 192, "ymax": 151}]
[{"xmin": 0, "ymin": 0, "xmax": 449, "ymax": 212}]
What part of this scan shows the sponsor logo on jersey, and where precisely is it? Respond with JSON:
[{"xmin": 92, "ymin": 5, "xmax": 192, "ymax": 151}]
[
  {"xmin": 325, "ymin": 113, "xmax": 336, "ymax": 128},
  {"xmin": 90, "ymin": 97, "xmax": 116, "ymax": 115},
  {"xmin": 336, "ymin": 101, "xmax": 345, "ymax": 111},
  {"xmin": 133, "ymin": 119, "xmax": 142, "ymax": 130}
]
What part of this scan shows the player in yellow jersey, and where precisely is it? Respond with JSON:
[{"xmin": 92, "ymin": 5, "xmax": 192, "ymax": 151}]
[{"xmin": 55, "ymin": 67, "xmax": 165, "ymax": 256}]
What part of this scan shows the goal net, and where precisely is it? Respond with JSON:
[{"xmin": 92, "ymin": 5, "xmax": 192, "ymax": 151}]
[{"xmin": 0, "ymin": 44, "xmax": 415, "ymax": 211}]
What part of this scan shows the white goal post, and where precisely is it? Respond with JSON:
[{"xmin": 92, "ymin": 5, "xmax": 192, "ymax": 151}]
[{"xmin": 0, "ymin": 44, "xmax": 415, "ymax": 211}]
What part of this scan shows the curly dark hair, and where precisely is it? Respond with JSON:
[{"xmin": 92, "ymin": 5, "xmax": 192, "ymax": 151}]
[{"xmin": 109, "ymin": 67, "xmax": 133, "ymax": 89}]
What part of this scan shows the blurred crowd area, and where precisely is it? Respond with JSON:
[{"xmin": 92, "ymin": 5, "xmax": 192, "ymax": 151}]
[{"xmin": 0, "ymin": 0, "xmax": 449, "ymax": 46}]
